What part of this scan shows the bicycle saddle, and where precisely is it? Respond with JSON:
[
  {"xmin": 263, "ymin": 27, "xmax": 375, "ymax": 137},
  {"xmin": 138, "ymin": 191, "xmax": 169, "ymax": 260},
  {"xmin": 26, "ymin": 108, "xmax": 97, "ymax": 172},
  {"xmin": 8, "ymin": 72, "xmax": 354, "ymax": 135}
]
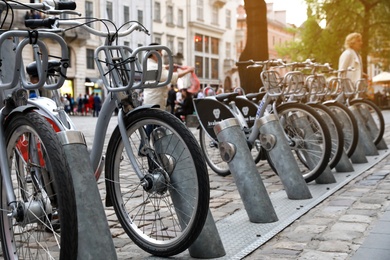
[
  {"xmin": 246, "ymin": 92, "xmax": 266, "ymax": 103},
  {"xmin": 26, "ymin": 60, "xmax": 61, "ymax": 76},
  {"xmin": 215, "ymin": 92, "xmax": 239, "ymax": 103}
]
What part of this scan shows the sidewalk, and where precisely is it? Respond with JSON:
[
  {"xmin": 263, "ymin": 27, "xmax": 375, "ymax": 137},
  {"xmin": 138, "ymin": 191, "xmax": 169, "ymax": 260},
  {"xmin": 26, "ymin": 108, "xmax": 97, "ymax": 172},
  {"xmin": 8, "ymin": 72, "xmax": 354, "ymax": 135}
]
[{"xmin": 70, "ymin": 109, "xmax": 390, "ymax": 259}]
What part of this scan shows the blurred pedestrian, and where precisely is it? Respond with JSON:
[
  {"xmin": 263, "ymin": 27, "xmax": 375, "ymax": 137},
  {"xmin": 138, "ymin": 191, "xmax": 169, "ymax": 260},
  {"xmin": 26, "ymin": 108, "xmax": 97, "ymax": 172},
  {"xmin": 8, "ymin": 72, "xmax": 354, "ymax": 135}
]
[{"xmin": 338, "ymin": 32, "xmax": 368, "ymax": 84}]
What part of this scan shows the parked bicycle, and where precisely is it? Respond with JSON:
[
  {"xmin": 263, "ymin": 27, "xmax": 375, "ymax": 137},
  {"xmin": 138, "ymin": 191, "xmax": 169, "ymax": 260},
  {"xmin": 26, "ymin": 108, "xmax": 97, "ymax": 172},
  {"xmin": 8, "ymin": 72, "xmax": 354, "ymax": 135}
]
[
  {"xmin": 325, "ymin": 67, "xmax": 385, "ymax": 148},
  {"xmin": 194, "ymin": 59, "xmax": 331, "ymax": 183},
  {"xmin": 23, "ymin": 6, "xmax": 210, "ymax": 257},
  {"xmin": 0, "ymin": 1, "xmax": 79, "ymax": 259}
]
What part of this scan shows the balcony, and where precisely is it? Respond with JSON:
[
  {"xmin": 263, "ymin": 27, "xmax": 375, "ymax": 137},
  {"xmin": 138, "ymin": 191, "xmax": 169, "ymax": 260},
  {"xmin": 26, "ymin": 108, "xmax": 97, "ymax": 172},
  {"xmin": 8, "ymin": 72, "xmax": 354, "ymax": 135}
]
[
  {"xmin": 210, "ymin": 0, "xmax": 227, "ymax": 8},
  {"xmin": 223, "ymin": 59, "xmax": 236, "ymax": 71},
  {"xmin": 62, "ymin": 25, "xmax": 90, "ymax": 42}
]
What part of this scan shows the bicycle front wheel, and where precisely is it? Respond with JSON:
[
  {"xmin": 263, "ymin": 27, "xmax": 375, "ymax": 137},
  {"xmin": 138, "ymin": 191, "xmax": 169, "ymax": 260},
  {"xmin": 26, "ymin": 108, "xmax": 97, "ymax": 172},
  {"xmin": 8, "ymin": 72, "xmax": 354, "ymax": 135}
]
[
  {"xmin": 324, "ymin": 101, "xmax": 359, "ymax": 157},
  {"xmin": 105, "ymin": 108, "xmax": 209, "ymax": 257},
  {"xmin": 268, "ymin": 103, "xmax": 332, "ymax": 183},
  {"xmin": 308, "ymin": 103, "xmax": 344, "ymax": 169},
  {"xmin": 0, "ymin": 111, "xmax": 77, "ymax": 259}
]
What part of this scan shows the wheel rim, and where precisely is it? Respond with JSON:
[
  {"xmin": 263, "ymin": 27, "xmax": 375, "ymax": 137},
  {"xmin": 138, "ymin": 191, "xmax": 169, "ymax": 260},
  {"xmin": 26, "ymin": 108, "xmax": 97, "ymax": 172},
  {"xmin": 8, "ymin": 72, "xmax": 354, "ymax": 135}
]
[
  {"xmin": 278, "ymin": 107, "xmax": 329, "ymax": 180},
  {"xmin": 111, "ymin": 118, "xmax": 200, "ymax": 248},
  {"xmin": 1, "ymin": 125, "xmax": 61, "ymax": 259}
]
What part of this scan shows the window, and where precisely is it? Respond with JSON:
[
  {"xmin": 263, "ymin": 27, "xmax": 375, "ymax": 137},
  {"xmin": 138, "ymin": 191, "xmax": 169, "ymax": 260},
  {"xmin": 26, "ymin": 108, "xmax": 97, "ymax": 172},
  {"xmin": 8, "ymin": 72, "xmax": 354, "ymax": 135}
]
[
  {"xmin": 138, "ymin": 10, "xmax": 143, "ymax": 24},
  {"xmin": 226, "ymin": 9, "xmax": 231, "ymax": 29},
  {"xmin": 178, "ymin": 40, "xmax": 184, "ymax": 55},
  {"xmin": 154, "ymin": 2, "xmax": 161, "ymax": 22},
  {"xmin": 178, "ymin": 9, "xmax": 184, "ymax": 27},
  {"xmin": 211, "ymin": 37, "xmax": 219, "ymax": 55},
  {"xmin": 154, "ymin": 34, "xmax": 162, "ymax": 44},
  {"xmin": 211, "ymin": 6, "xmax": 218, "ymax": 25},
  {"xmin": 86, "ymin": 49, "xmax": 95, "ymax": 69},
  {"xmin": 195, "ymin": 34, "xmax": 203, "ymax": 52},
  {"xmin": 167, "ymin": 6, "xmax": 174, "ymax": 25},
  {"xmin": 205, "ymin": 57, "xmax": 209, "ymax": 79},
  {"xmin": 195, "ymin": 56, "xmax": 203, "ymax": 78},
  {"xmin": 205, "ymin": 36, "xmax": 209, "ymax": 53},
  {"xmin": 85, "ymin": 1, "xmax": 93, "ymax": 28},
  {"xmin": 124, "ymin": 6, "xmax": 129, "ymax": 23},
  {"xmin": 106, "ymin": 2, "xmax": 113, "ymax": 21},
  {"xmin": 124, "ymin": 41, "xmax": 130, "ymax": 46},
  {"xmin": 167, "ymin": 35, "xmax": 174, "ymax": 54},
  {"xmin": 197, "ymin": 0, "xmax": 204, "ymax": 21},
  {"xmin": 226, "ymin": 42, "xmax": 231, "ymax": 59},
  {"xmin": 211, "ymin": 58, "xmax": 219, "ymax": 79}
]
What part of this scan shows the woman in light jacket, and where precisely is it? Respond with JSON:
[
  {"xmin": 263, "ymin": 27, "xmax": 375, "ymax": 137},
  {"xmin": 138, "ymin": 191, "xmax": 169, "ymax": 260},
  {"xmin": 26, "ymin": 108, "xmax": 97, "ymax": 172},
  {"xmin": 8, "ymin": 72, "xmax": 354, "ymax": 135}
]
[{"xmin": 338, "ymin": 32, "xmax": 367, "ymax": 84}]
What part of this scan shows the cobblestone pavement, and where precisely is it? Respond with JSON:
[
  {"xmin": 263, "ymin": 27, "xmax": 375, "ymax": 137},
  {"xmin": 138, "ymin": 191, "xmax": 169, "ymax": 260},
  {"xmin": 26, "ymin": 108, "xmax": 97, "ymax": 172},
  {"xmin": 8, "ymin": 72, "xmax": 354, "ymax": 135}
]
[{"xmin": 71, "ymin": 109, "xmax": 390, "ymax": 259}]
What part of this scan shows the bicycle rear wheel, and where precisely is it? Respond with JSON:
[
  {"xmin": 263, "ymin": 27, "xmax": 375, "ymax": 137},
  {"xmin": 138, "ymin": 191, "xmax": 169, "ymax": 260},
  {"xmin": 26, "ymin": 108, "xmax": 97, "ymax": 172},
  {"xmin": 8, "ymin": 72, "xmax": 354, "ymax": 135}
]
[
  {"xmin": 350, "ymin": 99, "xmax": 384, "ymax": 145},
  {"xmin": 105, "ymin": 108, "xmax": 209, "ymax": 257},
  {"xmin": 268, "ymin": 102, "xmax": 331, "ymax": 183},
  {"xmin": 0, "ymin": 111, "xmax": 77, "ymax": 259}
]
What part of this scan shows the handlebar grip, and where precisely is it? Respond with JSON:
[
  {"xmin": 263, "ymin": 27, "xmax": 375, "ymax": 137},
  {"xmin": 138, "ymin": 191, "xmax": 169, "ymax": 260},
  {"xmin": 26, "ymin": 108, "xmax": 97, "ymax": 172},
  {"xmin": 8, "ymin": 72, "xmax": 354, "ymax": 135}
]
[
  {"xmin": 55, "ymin": 1, "xmax": 76, "ymax": 10},
  {"xmin": 25, "ymin": 18, "xmax": 56, "ymax": 29}
]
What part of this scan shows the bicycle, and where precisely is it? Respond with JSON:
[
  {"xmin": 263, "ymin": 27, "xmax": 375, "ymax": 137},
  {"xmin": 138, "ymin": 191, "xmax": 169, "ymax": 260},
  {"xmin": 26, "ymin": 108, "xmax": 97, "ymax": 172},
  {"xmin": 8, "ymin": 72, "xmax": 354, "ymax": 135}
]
[
  {"xmin": 0, "ymin": 1, "xmax": 79, "ymax": 259},
  {"xmin": 326, "ymin": 68, "xmax": 385, "ymax": 148},
  {"xmin": 279, "ymin": 60, "xmax": 345, "ymax": 169},
  {"xmin": 23, "ymin": 9, "xmax": 210, "ymax": 257},
  {"xmin": 195, "ymin": 60, "xmax": 331, "ymax": 183}
]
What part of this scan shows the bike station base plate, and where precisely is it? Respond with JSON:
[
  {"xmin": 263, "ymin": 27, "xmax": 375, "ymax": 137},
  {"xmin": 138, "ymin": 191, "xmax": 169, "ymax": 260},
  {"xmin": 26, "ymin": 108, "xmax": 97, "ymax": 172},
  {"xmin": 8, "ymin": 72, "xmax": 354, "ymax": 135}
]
[{"xmin": 175, "ymin": 149, "xmax": 390, "ymax": 260}]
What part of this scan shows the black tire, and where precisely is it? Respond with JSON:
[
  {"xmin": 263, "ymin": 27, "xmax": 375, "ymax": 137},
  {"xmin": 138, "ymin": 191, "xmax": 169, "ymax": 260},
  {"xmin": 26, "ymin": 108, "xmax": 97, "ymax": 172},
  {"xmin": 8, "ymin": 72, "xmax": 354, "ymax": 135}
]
[
  {"xmin": 105, "ymin": 108, "xmax": 210, "ymax": 257},
  {"xmin": 0, "ymin": 111, "xmax": 77, "ymax": 259},
  {"xmin": 350, "ymin": 99, "xmax": 385, "ymax": 145},
  {"xmin": 324, "ymin": 101, "xmax": 359, "ymax": 157},
  {"xmin": 308, "ymin": 103, "xmax": 344, "ymax": 169},
  {"xmin": 199, "ymin": 127, "xmax": 231, "ymax": 176},
  {"xmin": 267, "ymin": 102, "xmax": 332, "ymax": 183}
]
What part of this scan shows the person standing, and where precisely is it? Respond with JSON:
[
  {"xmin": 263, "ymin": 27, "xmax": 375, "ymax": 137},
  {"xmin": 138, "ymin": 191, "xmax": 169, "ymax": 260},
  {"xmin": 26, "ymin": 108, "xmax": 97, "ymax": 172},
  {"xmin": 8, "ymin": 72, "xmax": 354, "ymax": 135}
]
[
  {"xmin": 166, "ymin": 84, "xmax": 177, "ymax": 114},
  {"xmin": 338, "ymin": 32, "xmax": 368, "ymax": 84},
  {"xmin": 143, "ymin": 43, "xmax": 194, "ymax": 109},
  {"xmin": 93, "ymin": 93, "xmax": 102, "ymax": 117},
  {"xmin": 174, "ymin": 88, "xmax": 194, "ymax": 120}
]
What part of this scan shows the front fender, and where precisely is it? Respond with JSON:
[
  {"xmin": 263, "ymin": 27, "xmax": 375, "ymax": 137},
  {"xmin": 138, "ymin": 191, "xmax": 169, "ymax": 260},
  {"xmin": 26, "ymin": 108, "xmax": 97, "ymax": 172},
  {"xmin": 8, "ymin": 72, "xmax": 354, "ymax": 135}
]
[{"xmin": 4, "ymin": 105, "xmax": 36, "ymax": 126}]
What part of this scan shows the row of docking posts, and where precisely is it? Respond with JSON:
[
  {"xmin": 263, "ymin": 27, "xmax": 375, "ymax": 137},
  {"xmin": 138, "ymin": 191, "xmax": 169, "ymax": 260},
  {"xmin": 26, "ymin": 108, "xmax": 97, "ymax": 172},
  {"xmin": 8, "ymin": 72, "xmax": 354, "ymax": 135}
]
[{"xmin": 187, "ymin": 108, "xmax": 387, "ymax": 259}]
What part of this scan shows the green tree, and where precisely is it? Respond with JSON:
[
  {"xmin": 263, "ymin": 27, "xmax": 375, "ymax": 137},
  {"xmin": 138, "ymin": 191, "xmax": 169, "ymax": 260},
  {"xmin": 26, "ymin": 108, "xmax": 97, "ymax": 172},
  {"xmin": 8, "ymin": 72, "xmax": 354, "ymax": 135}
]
[{"xmin": 277, "ymin": 0, "xmax": 390, "ymax": 72}]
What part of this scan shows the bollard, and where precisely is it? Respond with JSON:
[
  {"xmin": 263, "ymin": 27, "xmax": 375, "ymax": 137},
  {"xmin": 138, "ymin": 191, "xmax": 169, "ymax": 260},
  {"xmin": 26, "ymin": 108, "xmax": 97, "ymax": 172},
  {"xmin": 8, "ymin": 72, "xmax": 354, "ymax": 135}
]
[
  {"xmin": 57, "ymin": 131, "xmax": 117, "ymax": 260},
  {"xmin": 350, "ymin": 137, "xmax": 368, "ymax": 163},
  {"xmin": 377, "ymin": 138, "xmax": 388, "ymax": 150},
  {"xmin": 290, "ymin": 111, "xmax": 336, "ymax": 184},
  {"xmin": 335, "ymin": 149, "xmax": 354, "ymax": 172},
  {"xmin": 213, "ymin": 118, "xmax": 279, "ymax": 223},
  {"xmin": 152, "ymin": 127, "xmax": 225, "ymax": 258},
  {"xmin": 188, "ymin": 210, "xmax": 226, "ymax": 258},
  {"xmin": 315, "ymin": 167, "xmax": 336, "ymax": 184},
  {"xmin": 349, "ymin": 106, "xmax": 379, "ymax": 156},
  {"xmin": 355, "ymin": 103, "xmax": 388, "ymax": 150},
  {"xmin": 257, "ymin": 114, "xmax": 312, "ymax": 199}
]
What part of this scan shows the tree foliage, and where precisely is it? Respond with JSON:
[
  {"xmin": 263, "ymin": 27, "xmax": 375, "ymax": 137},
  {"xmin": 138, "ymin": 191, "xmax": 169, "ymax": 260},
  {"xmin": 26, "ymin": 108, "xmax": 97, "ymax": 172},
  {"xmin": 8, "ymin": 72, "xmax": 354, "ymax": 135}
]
[{"xmin": 276, "ymin": 0, "xmax": 390, "ymax": 72}]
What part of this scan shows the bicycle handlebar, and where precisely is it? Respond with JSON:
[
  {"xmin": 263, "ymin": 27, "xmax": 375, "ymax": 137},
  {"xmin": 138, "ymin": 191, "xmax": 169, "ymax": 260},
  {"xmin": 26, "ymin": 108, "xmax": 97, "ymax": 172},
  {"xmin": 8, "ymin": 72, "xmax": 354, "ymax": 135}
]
[
  {"xmin": 0, "ymin": 30, "xmax": 68, "ymax": 91},
  {"xmin": 0, "ymin": 0, "xmax": 79, "ymax": 16}
]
